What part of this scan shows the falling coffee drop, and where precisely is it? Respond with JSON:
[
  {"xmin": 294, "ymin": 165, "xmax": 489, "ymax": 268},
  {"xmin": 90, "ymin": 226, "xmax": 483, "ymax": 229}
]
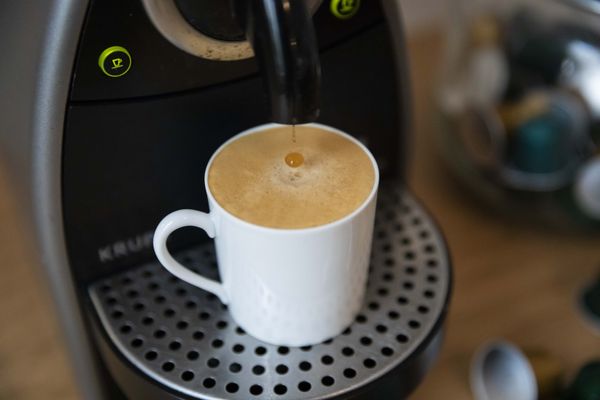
[
  {"xmin": 285, "ymin": 152, "xmax": 304, "ymax": 168},
  {"xmin": 292, "ymin": 124, "xmax": 297, "ymax": 144}
]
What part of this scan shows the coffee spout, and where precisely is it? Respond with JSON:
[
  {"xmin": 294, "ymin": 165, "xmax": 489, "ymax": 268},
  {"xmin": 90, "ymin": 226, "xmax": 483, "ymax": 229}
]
[{"xmin": 232, "ymin": 0, "xmax": 321, "ymax": 124}]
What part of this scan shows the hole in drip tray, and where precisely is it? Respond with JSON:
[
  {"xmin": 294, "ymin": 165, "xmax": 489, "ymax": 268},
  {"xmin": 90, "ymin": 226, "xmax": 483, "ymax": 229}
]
[
  {"xmin": 409, "ymin": 320, "xmax": 421, "ymax": 329},
  {"xmin": 162, "ymin": 362, "xmax": 175, "ymax": 372},
  {"xmin": 343, "ymin": 368, "xmax": 357, "ymax": 378},
  {"xmin": 199, "ymin": 311, "xmax": 211, "ymax": 320},
  {"xmin": 321, "ymin": 355, "xmax": 334, "ymax": 365},
  {"xmin": 364, "ymin": 358, "xmax": 376, "ymax": 368},
  {"xmin": 250, "ymin": 384, "xmax": 263, "ymax": 395},
  {"xmin": 144, "ymin": 350, "xmax": 157, "ymax": 361},
  {"xmin": 181, "ymin": 370, "xmax": 194, "ymax": 382},
  {"xmin": 163, "ymin": 308, "xmax": 175, "ymax": 317},
  {"xmin": 232, "ymin": 344, "xmax": 244, "ymax": 353},
  {"xmin": 396, "ymin": 334, "xmax": 409, "ymax": 343},
  {"xmin": 207, "ymin": 358, "xmax": 219, "ymax": 368},
  {"xmin": 321, "ymin": 376, "xmax": 335, "ymax": 386},
  {"xmin": 202, "ymin": 377, "xmax": 215, "ymax": 388},
  {"xmin": 298, "ymin": 381, "xmax": 311, "ymax": 392},
  {"xmin": 176, "ymin": 320, "xmax": 188, "ymax": 330},
  {"xmin": 274, "ymin": 384, "xmax": 287, "ymax": 395},
  {"xmin": 216, "ymin": 320, "xmax": 228, "ymax": 329},
  {"xmin": 225, "ymin": 382, "xmax": 238, "ymax": 393},
  {"xmin": 185, "ymin": 300, "xmax": 197, "ymax": 309},
  {"xmin": 299, "ymin": 361, "xmax": 311, "ymax": 371},
  {"xmin": 252, "ymin": 365, "xmax": 265, "ymax": 375},
  {"xmin": 276, "ymin": 364, "xmax": 288, "ymax": 375}
]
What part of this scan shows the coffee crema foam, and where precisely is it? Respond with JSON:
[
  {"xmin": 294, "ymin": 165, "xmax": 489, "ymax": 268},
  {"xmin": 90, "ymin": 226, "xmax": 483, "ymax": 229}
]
[{"xmin": 208, "ymin": 126, "xmax": 375, "ymax": 229}]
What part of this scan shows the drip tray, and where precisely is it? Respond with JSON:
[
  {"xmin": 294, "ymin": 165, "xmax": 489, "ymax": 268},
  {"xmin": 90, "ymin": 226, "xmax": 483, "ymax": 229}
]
[{"xmin": 89, "ymin": 185, "xmax": 451, "ymax": 399}]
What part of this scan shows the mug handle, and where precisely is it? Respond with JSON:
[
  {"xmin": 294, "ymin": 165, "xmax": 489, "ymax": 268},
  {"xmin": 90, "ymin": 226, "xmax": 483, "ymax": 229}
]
[{"xmin": 153, "ymin": 209, "xmax": 228, "ymax": 304}]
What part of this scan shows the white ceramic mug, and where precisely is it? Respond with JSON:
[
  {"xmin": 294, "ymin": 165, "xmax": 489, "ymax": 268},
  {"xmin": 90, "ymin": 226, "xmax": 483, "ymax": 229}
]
[{"xmin": 153, "ymin": 123, "xmax": 379, "ymax": 346}]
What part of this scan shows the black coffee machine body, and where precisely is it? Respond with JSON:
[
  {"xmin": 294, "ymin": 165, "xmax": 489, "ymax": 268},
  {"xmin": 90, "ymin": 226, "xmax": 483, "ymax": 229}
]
[{"xmin": 0, "ymin": 1, "xmax": 451, "ymax": 399}]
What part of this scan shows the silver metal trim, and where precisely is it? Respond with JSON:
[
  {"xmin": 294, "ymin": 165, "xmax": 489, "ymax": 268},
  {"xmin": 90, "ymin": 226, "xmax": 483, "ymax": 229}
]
[
  {"xmin": 141, "ymin": 0, "xmax": 323, "ymax": 61},
  {"xmin": 31, "ymin": 2, "xmax": 112, "ymax": 400},
  {"xmin": 0, "ymin": 1, "xmax": 109, "ymax": 399}
]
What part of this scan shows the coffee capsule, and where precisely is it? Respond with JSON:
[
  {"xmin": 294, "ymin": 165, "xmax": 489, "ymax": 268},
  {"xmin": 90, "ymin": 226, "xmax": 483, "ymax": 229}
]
[
  {"xmin": 471, "ymin": 341, "xmax": 565, "ymax": 400},
  {"xmin": 512, "ymin": 107, "xmax": 572, "ymax": 174},
  {"xmin": 574, "ymin": 156, "xmax": 600, "ymax": 220},
  {"xmin": 497, "ymin": 92, "xmax": 550, "ymax": 132},
  {"xmin": 501, "ymin": 91, "xmax": 589, "ymax": 191},
  {"xmin": 563, "ymin": 361, "xmax": 600, "ymax": 400}
]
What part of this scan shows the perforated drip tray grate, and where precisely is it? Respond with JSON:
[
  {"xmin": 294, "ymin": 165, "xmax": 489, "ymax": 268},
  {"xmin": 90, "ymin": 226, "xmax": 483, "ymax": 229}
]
[{"xmin": 89, "ymin": 186, "xmax": 451, "ymax": 399}]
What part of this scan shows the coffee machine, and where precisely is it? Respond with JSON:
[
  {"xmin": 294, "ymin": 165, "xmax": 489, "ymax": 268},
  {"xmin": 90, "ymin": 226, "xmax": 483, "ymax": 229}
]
[{"xmin": 0, "ymin": 1, "xmax": 451, "ymax": 399}]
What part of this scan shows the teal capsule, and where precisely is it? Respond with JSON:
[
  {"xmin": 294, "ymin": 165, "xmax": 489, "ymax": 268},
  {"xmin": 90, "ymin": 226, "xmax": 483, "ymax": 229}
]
[
  {"xmin": 563, "ymin": 361, "xmax": 600, "ymax": 400},
  {"xmin": 511, "ymin": 108, "xmax": 572, "ymax": 174}
]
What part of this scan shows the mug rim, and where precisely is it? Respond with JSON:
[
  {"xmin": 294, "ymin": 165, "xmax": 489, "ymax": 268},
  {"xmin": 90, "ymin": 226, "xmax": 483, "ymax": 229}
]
[{"xmin": 204, "ymin": 122, "xmax": 380, "ymax": 234}]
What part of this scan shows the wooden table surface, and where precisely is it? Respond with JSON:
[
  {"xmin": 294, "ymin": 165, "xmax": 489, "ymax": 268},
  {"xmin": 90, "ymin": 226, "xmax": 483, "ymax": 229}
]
[{"xmin": 0, "ymin": 31, "xmax": 598, "ymax": 400}]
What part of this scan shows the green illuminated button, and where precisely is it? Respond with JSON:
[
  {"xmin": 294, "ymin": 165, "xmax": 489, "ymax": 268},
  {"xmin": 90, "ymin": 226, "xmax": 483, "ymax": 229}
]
[
  {"xmin": 98, "ymin": 46, "xmax": 132, "ymax": 78},
  {"xmin": 331, "ymin": 0, "xmax": 360, "ymax": 19}
]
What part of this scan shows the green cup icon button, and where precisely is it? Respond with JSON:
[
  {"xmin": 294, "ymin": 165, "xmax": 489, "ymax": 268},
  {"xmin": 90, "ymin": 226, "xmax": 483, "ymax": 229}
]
[
  {"xmin": 331, "ymin": 0, "xmax": 361, "ymax": 19},
  {"xmin": 98, "ymin": 46, "xmax": 132, "ymax": 78}
]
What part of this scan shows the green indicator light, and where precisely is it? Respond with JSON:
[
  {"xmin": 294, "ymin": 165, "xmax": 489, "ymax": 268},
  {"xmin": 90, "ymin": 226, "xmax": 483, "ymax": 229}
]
[
  {"xmin": 98, "ymin": 46, "xmax": 132, "ymax": 78},
  {"xmin": 331, "ymin": 0, "xmax": 361, "ymax": 19}
]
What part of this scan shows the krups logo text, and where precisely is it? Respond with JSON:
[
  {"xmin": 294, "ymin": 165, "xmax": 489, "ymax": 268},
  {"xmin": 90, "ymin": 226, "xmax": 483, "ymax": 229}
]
[{"xmin": 98, "ymin": 231, "xmax": 154, "ymax": 263}]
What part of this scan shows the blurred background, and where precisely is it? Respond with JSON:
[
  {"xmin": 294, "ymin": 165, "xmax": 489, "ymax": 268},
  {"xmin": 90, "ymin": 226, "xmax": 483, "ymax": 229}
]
[{"xmin": 1, "ymin": 0, "xmax": 599, "ymax": 399}]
